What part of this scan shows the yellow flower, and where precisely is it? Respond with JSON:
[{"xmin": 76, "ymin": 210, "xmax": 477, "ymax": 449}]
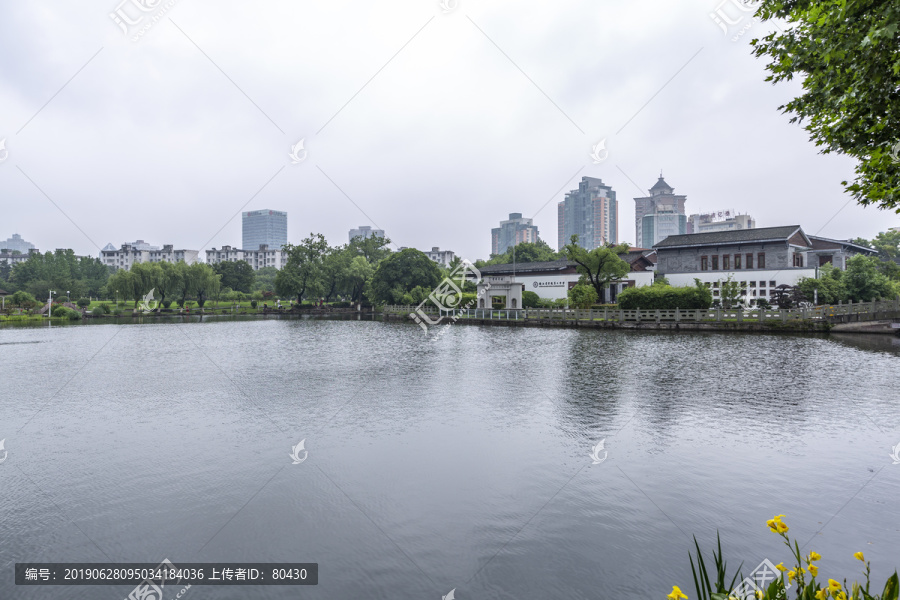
[
  {"xmin": 854, "ymin": 552, "xmax": 865, "ymax": 562},
  {"xmin": 775, "ymin": 563, "xmax": 788, "ymax": 572},
  {"xmin": 755, "ymin": 591, "xmax": 763, "ymax": 599},
  {"xmin": 766, "ymin": 514, "xmax": 787, "ymax": 533},
  {"xmin": 809, "ymin": 565, "xmax": 819, "ymax": 577},
  {"xmin": 809, "ymin": 551, "xmax": 822, "ymax": 562},
  {"xmin": 814, "ymin": 588, "xmax": 828, "ymax": 600},
  {"xmin": 828, "ymin": 579, "xmax": 842, "ymax": 593},
  {"xmin": 798, "ymin": 566, "xmax": 805, "ymax": 574},
  {"xmin": 668, "ymin": 585, "xmax": 688, "ymax": 600},
  {"xmin": 788, "ymin": 571, "xmax": 797, "ymax": 583},
  {"xmin": 835, "ymin": 592, "xmax": 846, "ymax": 600}
]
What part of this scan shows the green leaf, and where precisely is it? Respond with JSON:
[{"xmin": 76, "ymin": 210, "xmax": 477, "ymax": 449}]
[{"xmin": 882, "ymin": 572, "xmax": 899, "ymax": 600}]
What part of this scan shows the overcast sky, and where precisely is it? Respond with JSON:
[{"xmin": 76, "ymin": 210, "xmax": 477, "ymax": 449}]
[{"xmin": 1, "ymin": 0, "xmax": 896, "ymax": 262}]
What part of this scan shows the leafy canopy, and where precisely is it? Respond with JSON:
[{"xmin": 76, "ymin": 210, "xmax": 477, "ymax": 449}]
[
  {"xmin": 562, "ymin": 235, "xmax": 631, "ymax": 299},
  {"xmin": 751, "ymin": 0, "xmax": 900, "ymax": 211}
]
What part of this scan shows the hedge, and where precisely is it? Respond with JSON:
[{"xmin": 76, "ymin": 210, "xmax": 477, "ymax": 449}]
[{"xmin": 617, "ymin": 285, "xmax": 712, "ymax": 310}]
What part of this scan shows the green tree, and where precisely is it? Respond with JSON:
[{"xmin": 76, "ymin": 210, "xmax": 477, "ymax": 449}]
[
  {"xmin": 9, "ymin": 249, "xmax": 108, "ymax": 300},
  {"xmin": 568, "ymin": 283, "xmax": 598, "ymax": 308},
  {"xmin": 522, "ymin": 290, "xmax": 541, "ymax": 308},
  {"xmin": 347, "ymin": 234, "xmax": 392, "ymax": 264},
  {"xmin": 172, "ymin": 261, "xmax": 195, "ymax": 308},
  {"xmin": 320, "ymin": 247, "xmax": 350, "ymax": 302},
  {"xmin": 719, "ymin": 275, "xmax": 746, "ymax": 309},
  {"xmin": 275, "ymin": 234, "xmax": 329, "ymax": 303},
  {"xmin": 189, "ymin": 263, "xmax": 221, "ymax": 308},
  {"xmin": 487, "ymin": 240, "xmax": 560, "ymax": 265},
  {"xmin": 862, "ymin": 230, "xmax": 900, "ymax": 261},
  {"xmin": 843, "ymin": 254, "xmax": 899, "ymax": 301},
  {"xmin": 10, "ymin": 290, "xmax": 38, "ymax": 310},
  {"xmin": 213, "ymin": 260, "xmax": 255, "ymax": 293},
  {"xmin": 751, "ymin": 1, "xmax": 900, "ymax": 211},
  {"xmin": 252, "ymin": 267, "xmax": 278, "ymax": 293},
  {"xmin": 343, "ymin": 256, "xmax": 374, "ymax": 304},
  {"xmin": 366, "ymin": 248, "xmax": 442, "ymax": 305},
  {"xmin": 562, "ymin": 235, "xmax": 630, "ymax": 300},
  {"xmin": 796, "ymin": 264, "xmax": 847, "ymax": 304}
]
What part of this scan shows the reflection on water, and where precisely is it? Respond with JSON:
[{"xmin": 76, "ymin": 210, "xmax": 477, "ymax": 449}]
[
  {"xmin": 0, "ymin": 320, "xmax": 898, "ymax": 600},
  {"xmin": 829, "ymin": 332, "xmax": 900, "ymax": 354}
]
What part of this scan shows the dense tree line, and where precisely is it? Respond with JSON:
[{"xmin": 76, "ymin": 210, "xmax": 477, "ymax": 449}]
[
  {"xmin": 1, "ymin": 249, "xmax": 109, "ymax": 300},
  {"xmin": 107, "ymin": 261, "xmax": 221, "ymax": 308}
]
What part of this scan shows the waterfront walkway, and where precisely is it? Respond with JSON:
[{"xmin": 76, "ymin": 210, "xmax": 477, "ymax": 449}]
[{"xmin": 386, "ymin": 298, "xmax": 900, "ymax": 332}]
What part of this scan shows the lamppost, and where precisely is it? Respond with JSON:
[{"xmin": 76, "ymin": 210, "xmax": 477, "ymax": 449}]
[
  {"xmin": 116, "ymin": 290, "xmax": 119, "ymax": 309},
  {"xmin": 47, "ymin": 290, "xmax": 55, "ymax": 317},
  {"xmin": 66, "ymin": 290, "xmax": 70, "ymax": 304}
]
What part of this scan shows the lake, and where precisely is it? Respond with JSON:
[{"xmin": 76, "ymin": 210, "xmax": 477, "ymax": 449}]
[{"xmin": 1, "ymin": 318, "xmax": 899, "ymax": 599}]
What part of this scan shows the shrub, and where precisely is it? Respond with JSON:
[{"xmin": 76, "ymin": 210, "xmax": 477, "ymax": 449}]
[
  {"xmin": 92, "ymin": 304, "xmax": 109, "ymax": 316},
  {"xmin": 51, "ymin": 306, "xmax": 82, "ymax": 320},
  {"xmin": 330, "ymin": 301, "xmax": 352, "ymax": 308},
  {"xmin": 617, "ymin": 284, "xmax": 712, "ymax": 310},
  {"xmin": 250, "ymin": 300, "xmax": 258, "ymax": 308},
  {"xmin": 162, "ymin": 300, "xmax": 173, "ymax": 309},
  {"xmin": 568, "ymin": 284, "xmax": 598, "ymax": 309},
  {"xmin": 77, "ymin": 298, "xmax": 91, "ymax": 309},
  {"xmin": 522, "ymin": 290, "xmax": 541, "ymax": 308}
]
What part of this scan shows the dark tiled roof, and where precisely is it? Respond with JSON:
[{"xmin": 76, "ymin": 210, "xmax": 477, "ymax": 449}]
[
  {"xmin": 650, "ymin": 177, "xmax": 672, "ymax": 191},
  {"xmin": 0, "ymin": 289, "xmax": 8, "ymax": 295},
  {"xmin": 478, "ymin": 259, "xmax": 574, "ymax": 274},
  {"xmin": 807, "ymin": 235, "xmax": 877, "ymax": 254},
  {"xmin": 653, "ymin": 225, "xmax": 804, "ymax": 249},
  {"xmin": 479, "ymin": 250, "xmax": 651, "ymax": 275}
]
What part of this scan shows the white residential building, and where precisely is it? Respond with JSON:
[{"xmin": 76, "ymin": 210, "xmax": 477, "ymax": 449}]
[
  {"xmin": 424, "ymin": 247, "xmax": 456, "ymax": 267},
  {"xmin": 205, "ymin": 245, "xmax": 288, "ymax": 270},
  {"xmin": 102, "ymin": 243, "xmax": 198, "ymax": 270}
]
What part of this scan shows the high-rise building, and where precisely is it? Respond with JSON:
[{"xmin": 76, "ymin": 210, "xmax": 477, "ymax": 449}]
[
  {"xmin": 556, "ymin": 177, "xmax": 618, "ymax": 250},
  {"xmin": 491, "ymin": 213, "xmax": 540, "ymax": 255},
  {"xmin": 634, "ymin": 176, "xmax": 686, "ymax": 248},
  {"xmin": 242, "ymin": 210, "xmax": 288, "ymax": 251},
  {"xmin": 0, "ymin": 233, "xmax": 35, "ymax": 253},
  {"xmin": 687, "ymin": 211, "xmax": 755, "ymax": 234},
  {"xmin": 349, "ymin": 225, "xmax": 385, "ymax": 242}
]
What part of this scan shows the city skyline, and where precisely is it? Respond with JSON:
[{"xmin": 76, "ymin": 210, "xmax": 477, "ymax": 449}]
[{"xmin": 0, "ymin": 2, "xmax": 896, "ymax": 263}]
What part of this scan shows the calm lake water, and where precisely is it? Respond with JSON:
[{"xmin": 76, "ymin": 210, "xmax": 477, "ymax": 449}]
[{"xmin": 2, "ymin": 318, "xmax": 899, "ymax": 599}]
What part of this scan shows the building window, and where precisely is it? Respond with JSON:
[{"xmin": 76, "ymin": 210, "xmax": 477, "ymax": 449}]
[
  {"xmin": 746, "ymin": 253, "xmax": 753, "ymax": 269},
  {"xmin": 749, "ymin": 281, "xmax": 756, "ymax": 287},
  {"xmin": 711, "ymin": 255, "xmax": 719, "ymax": 270},
  {"xmin": 701, "ymin": 256, "xmax": 708, "ymax": 271},
  {"xmin": 793, "ymin": 253, "xmax": 803, "ymax": 267},
  {"xmin": 757, "ymin": 253, "xmax": 766, "ymax": 269},
  {"xmin": 723, "ymin": 255, "xmax": 730, "ymax": 270},
  {"xmin": 759, "ymin": 281, "xmax": 766, "ymax": 287},
  {"xmin": 769, "ymin": 281, "xmax": 776, "ymax": 287},
  {"xmin": 735, "ymin": 254, "xmax": 742, "ymax": 269}
]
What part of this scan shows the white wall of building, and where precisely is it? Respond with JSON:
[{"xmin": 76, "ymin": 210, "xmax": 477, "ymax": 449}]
[
  {"xmin": 510, "ymin": 271, "xmax": 654, "ymax": 300},
  {"xmin": 666, "ymin": 268, "xmax": 816, "ymax": 302}
]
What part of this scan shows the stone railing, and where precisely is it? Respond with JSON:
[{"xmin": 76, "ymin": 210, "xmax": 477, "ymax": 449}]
[{"xmin": 384, "ymin": 298, "xmax": 900, "ymax": 324}]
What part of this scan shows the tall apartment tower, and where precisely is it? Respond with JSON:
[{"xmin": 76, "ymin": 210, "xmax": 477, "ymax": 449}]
[
  {"xmin": 634, "ymin": 176, "xmax": 686, "ymax": 248},
  {"xmin": 557, "ymin": 176, "xmax": 618, "ymax": 250},
  {"xmin": 242, "ymin": 209, "xmax": 288, "ymax": 251},
  {"xmin": 491, "ymin": 213, "xmax": 540, "ymax": 255}
]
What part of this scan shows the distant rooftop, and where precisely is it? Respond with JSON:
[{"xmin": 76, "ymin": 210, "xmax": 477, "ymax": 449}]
[{"xmin": 654, "ymin": 225, "xmax": 806, "ymax": 249}]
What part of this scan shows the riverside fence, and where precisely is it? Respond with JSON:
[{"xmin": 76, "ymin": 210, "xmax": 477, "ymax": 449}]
[{"xmin": 384, "ymin": 298, "xmax": 900, "ymax": 326}]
